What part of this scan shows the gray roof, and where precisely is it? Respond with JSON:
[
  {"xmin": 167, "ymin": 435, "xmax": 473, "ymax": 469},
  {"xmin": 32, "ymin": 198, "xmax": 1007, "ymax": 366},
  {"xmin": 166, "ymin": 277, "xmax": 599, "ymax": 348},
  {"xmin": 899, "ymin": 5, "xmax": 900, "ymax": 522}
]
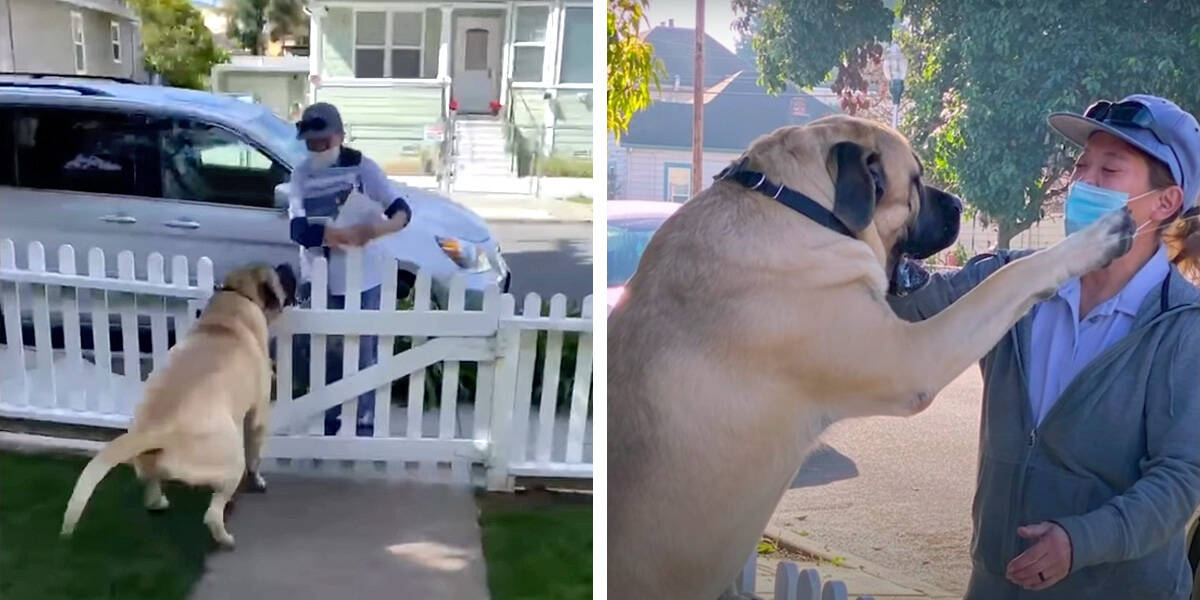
[
  {"xmin": 57, "ymin": 0, "xmax": 138, "ymax": 21},
  {"xmin": 621, "ymin": 26, "xmax": 839, "ymax": 152}
]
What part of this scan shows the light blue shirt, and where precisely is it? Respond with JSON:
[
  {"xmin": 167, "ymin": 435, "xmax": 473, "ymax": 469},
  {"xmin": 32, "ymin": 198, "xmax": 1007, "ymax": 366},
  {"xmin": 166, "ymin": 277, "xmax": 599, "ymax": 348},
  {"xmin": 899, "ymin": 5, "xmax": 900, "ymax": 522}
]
[{"xmin": 1026, "ymin": 245, "xmax": 1170, "ymax": 426}]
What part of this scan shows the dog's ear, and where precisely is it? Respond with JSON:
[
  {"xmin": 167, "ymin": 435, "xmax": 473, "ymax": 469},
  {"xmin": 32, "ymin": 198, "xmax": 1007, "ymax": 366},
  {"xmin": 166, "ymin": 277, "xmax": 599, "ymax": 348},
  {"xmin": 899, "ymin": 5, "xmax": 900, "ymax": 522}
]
[
  {"xmin": 828, "ymin": 141, "xmax": 882, "ymax": 233},
  {"xmin": 258, "ymin": 271, "xmax": 286, "ymax": 313},
  {"xmin": 274, "ymin": 264, "xmax": 298, "ymax": 307}
]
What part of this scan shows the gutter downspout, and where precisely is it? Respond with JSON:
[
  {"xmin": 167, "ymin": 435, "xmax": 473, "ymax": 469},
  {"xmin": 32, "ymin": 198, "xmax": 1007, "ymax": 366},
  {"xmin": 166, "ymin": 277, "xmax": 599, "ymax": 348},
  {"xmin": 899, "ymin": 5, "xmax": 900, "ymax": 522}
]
[{"xmin": 5, "ymin": 0, "xmax": 15, "ymax": 71}]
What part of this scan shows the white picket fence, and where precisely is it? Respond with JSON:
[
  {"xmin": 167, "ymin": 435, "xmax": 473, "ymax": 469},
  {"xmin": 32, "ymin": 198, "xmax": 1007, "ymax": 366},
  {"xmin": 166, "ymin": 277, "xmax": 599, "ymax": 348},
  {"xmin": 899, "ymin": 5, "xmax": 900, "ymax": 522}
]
[
  {"xmin": 0, "ymin": 239, "xmax": 593, "ymax": 489},
  {"xmin": 735, "ymin": 553, "xmax": 875, "ymax": 600}
]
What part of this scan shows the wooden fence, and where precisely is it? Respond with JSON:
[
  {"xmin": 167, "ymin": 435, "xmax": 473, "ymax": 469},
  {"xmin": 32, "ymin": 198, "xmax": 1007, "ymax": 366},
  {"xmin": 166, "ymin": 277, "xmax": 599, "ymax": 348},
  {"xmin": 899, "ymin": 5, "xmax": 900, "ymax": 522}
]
[{"xmin": 0, "ymin": 239, "xmax": 593, "ymax": 488}]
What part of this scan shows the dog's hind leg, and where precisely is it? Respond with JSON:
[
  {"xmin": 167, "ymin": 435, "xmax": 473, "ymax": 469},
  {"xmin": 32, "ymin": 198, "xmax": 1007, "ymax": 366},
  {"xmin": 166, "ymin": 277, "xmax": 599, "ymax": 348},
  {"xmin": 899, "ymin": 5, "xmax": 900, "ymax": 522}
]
[
  {"xmin": 133, "ymin": 452, "xmax": 169, "ymax": 511},
  {"xmin": 242, "ymin": 409, "xmax": 268, "ymax": 493},
  {"xmin": 143, "ymin": 479, "xmax": 169, "ymax": 511},
  {"xmin": 204, "ymin": 476, "xmax": 240, "ymax": 547}
]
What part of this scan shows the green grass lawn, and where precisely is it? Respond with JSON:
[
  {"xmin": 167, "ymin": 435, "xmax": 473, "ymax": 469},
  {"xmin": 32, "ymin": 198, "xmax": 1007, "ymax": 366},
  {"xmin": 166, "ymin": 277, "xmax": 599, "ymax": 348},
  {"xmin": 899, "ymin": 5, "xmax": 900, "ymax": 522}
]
[
  {"xmin": 0, "ymin": 452, "xmax": 215, "ymax": 600},
  {"xmin": 479, "ymin": 491, "xmax": 593, "ymax": 600}
]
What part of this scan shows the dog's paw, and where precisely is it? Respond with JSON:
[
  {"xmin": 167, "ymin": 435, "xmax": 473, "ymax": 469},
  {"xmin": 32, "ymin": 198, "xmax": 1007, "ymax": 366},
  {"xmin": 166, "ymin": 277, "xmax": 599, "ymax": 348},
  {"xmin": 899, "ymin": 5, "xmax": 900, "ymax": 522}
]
[
  {"xmin": 145, "ymin": 496, "xmax": 170, "ymax": 511},
  {"xmin": 1062, "ymin": 207, "xmax": 1135, "ymax": 275},
  {"xmin": 213, "ymin": 532, "xmax": 236, "ymax": 548},
  {"xmin": 245, "ymin": 472, "xmax": 267, "ymax": 493}
]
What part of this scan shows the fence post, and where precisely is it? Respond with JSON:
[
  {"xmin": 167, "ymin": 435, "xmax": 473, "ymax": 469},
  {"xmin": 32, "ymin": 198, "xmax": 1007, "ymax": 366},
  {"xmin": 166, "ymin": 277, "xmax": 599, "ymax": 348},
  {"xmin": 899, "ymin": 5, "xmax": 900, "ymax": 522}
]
[
  {"xmin": 736, "ymin": 552, "xmax": 757, "ymax": 594},
  {"xmin": 486, "ymin": 293, "xmax": 519, "ymax": 491}
]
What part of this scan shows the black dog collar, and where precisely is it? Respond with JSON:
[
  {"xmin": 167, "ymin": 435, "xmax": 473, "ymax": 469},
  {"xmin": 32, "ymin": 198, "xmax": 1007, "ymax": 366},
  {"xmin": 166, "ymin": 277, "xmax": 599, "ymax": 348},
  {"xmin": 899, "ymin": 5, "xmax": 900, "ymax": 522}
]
[
  {"xmin": 715, "ymin": 159, "xmax": 854, "ymax": 238},
  {"xmin": 213, "ymin": 285, "xmax": 258, "ymax": 305}
]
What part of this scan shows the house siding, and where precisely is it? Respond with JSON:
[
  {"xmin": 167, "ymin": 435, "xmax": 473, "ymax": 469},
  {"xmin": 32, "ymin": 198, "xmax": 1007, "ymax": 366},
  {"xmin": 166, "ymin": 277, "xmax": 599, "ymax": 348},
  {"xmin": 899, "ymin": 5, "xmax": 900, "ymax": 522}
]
[
  {"xmin": 218, "ymin": 71, "xmax": 308, "ymax": 119},
  {"xmin": 551, "ymin": 91, "xmax": 591, "ymax": 158},
  {"xmin": 322, "ymin": 7, "xmax": 355, "ymax": 78},
  {"xmin": 314, "ymin": 84, "xmax": 443, "ymax": 165},
  {"xmin": 618, "ymin": 146, "xmax": 740, "ymax": 201},
  {"xmin": 4, "ymin": 0, "xmax": 142, "ymax": 80}
]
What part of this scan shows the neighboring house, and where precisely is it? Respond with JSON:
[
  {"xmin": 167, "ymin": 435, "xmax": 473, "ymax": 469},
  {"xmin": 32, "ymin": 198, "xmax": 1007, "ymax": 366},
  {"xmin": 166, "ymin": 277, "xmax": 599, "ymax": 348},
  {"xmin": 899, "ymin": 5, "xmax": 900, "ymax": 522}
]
[
  {"xmin": 609, "ymin": 25, "xmax": 838, "ymax": 202},
  {"xmin": 0, "ymin": 0, "xmax": 145, "ymax": 81},
  {"xmin": 306, "ymin": 0, "xmax": 592, "ymax": 188},
  {"xmin": 211, "ymin": 55, "xmax": 309, "ymax": 120}
]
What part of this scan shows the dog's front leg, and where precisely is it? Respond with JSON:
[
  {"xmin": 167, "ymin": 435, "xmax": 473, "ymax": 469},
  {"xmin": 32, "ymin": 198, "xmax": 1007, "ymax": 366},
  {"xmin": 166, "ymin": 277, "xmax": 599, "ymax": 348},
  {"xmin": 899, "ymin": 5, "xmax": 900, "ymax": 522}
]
[{"xmin": 810, "ymin": 208, "xmax": 1134, "ymax": 417}]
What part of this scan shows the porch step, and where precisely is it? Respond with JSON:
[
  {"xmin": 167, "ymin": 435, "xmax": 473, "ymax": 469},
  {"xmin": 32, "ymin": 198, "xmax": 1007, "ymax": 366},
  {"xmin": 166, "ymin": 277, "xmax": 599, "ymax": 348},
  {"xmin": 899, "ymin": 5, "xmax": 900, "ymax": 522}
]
[{"xmin": 454, "ymin": 117, "xmax": 513, "ymax": 178}]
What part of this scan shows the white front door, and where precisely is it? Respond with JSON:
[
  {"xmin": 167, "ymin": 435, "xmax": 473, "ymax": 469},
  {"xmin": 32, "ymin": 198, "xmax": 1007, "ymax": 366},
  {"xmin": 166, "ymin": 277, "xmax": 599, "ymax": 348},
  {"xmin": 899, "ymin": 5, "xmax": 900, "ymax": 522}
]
[{"xmin": 453, "ymin": 16, "xmax": 503, "ymax": 114}]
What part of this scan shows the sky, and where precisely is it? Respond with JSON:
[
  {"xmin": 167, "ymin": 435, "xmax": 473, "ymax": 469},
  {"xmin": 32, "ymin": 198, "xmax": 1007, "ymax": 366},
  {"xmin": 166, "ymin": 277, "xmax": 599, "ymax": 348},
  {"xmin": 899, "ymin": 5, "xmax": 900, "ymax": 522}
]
[{"xmin": 645, "ymin": 0, "xmax": 741, "ymax": 52}]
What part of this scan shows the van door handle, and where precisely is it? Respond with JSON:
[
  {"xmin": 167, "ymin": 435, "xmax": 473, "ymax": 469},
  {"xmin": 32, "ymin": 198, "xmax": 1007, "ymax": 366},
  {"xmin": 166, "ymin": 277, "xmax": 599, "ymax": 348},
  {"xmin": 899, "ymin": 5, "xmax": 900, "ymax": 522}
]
[
  {"xmin": 164, "ymin": 219, "xmax": 200, "ymax": 229},
  {"xmin": 100, "ymin": 214, "xmax": 137, "ymax": 224}
]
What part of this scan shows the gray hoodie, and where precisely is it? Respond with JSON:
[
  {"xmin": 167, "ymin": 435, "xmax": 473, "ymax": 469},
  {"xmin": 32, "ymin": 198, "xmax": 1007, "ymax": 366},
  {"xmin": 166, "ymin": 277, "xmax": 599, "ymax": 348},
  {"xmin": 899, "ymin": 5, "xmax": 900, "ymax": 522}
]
[{"xmin": 890, "ymin": 250, "xmax": 1200, "ymax": 599}]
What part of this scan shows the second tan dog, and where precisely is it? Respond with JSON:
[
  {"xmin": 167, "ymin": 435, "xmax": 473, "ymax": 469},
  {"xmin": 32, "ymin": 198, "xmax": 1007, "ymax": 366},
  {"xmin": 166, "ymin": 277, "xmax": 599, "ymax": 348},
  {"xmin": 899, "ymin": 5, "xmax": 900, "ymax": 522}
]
[
  {"xmin": 609, "ymin": 116, "xmax": 1134, "ymax": 599},
  {"xmin": 60, "ymin": 263, "xmax": 296, "ymax": 547}
]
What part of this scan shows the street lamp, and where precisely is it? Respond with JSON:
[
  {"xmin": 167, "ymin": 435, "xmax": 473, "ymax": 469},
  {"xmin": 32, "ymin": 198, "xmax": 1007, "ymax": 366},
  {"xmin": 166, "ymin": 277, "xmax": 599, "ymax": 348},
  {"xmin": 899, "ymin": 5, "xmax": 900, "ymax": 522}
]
[{"xmin": 883, "ymin": 41, "xmax": 908, "ymax": 129}]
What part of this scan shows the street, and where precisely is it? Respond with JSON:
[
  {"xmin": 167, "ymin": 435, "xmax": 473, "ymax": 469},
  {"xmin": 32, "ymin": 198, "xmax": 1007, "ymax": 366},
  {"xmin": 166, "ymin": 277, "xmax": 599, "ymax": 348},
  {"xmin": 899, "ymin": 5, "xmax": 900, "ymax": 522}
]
[
  {"xmin": 770, "ymin": 367, "xmax": 983, "ymax": 595},
  {"xmin": 491, "ymin": 222, "xmax": 593, "ymax": 301}
]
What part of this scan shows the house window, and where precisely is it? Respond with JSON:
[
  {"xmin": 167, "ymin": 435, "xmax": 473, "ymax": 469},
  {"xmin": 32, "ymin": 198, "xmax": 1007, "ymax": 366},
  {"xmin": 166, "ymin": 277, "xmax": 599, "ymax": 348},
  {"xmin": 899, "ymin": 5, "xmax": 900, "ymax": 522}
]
[
  {"xmin": 558, "ymin": 7, "xmax": 591, "ymax": 84},
  {"xmin": 512, "ymin": 6, "xmax": 548, "ymax": 83},
  {"xmin": 70, "ymin": 12, "xmax": 86, "ymax": 74},
  {"xmin": 665, "ymin": 164, "xmax": 691, "ymax": 202},
  {"xmin": 355, "ymin": 10, "xmax": 424, "ymax": 79},
  {"xmin": 110, "ymin": 21, "xmax": 121, "ymax": 63},
  {"xmin": 464, "ymin": 29, "xmax": 489, "ymax": 70}
]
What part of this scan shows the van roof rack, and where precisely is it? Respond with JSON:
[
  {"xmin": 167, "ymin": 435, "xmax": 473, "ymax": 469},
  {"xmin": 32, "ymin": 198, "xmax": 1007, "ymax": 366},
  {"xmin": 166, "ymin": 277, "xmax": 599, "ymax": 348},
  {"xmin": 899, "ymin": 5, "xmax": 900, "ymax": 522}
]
[
  {"xmin": 0, "ymin": 81, "xmax": 112, "ymax": 96},
  {"xmin": 0, "ymin": 72, "xmax": 139, "ymax": 85}
]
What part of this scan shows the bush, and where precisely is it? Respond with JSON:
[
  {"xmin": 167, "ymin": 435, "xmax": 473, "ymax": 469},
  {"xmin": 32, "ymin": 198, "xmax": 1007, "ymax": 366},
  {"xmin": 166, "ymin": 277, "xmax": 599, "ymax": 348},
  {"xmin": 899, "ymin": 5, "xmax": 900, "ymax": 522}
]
[{"xmin": 537, "ymin": 156, "xmax": 593, "ymax": 178}]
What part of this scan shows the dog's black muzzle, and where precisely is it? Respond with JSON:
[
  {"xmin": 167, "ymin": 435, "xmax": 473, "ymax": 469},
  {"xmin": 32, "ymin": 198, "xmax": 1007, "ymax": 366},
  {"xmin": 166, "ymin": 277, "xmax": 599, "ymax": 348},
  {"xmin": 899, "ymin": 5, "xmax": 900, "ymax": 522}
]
[
  {"xmin": 888, "ymin": 185, "xmax": 962, "ymax": 296},
  {"xmin": 898, "ymin": 184, "xmax": 962, "ymax": 260}
]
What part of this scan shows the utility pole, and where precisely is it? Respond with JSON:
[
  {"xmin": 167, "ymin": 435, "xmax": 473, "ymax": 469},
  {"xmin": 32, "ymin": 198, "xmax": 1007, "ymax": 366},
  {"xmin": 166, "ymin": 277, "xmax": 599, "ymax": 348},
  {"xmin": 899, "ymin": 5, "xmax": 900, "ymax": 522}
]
[{"xmin": 691, "ymin": 0, "xmax": 705, "ymax": 200}]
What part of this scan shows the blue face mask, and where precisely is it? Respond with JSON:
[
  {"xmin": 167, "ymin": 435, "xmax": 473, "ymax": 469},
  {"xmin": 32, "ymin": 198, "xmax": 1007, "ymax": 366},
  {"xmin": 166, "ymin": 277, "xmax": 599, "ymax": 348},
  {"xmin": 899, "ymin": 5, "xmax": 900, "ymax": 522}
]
[{"xmin": 1064, "ymin": 181, "xmax": 1156, "ymax": 236}]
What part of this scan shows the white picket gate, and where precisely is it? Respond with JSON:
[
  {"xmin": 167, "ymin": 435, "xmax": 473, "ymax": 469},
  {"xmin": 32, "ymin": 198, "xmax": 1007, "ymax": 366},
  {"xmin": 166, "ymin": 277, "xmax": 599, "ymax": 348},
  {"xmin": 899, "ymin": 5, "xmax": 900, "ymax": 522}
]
[
  {"xmin": 734, "ymin": 553, "xmax": 876, "ymax": 600},
  {"xmin": 0, "ymin": 239, "xmax": 593, "ymax": 489}
]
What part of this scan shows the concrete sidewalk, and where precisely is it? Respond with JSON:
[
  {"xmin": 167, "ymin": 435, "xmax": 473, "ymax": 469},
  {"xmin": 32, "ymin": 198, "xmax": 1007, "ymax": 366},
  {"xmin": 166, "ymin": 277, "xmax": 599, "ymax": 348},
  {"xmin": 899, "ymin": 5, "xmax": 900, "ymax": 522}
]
[
  {"xmin": 452, "ymin": 192, "xmax": 592, "ymax": 223},
  {"xmin": 189, "ymin": 475, "xmax": 489, "ymax": 600},
  {"xmin": 755, "ymin": 526, "xmax": 959, "ymax": 599}
]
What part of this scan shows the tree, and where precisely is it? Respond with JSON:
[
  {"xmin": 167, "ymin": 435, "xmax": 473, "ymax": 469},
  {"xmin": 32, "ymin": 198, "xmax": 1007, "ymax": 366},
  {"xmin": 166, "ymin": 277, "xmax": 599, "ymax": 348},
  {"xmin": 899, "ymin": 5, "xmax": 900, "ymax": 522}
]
[
  {"xmin": 607, "ymin": 0, "xmax": 662, "ymax": 139},
  {"xmin": 226, "ymin": 0, "xmax": 306, "ymax": 56},
  {"xmin": 737, "ymin": 0, "xmax": 1200, "ymax": 249},
  {"xmin": 129, "ymin": 0, "xmax": 229, "ymax": 90},
  {"xmin": 733, "ymin": 0, "xmax": 892, "ymax": 115}
]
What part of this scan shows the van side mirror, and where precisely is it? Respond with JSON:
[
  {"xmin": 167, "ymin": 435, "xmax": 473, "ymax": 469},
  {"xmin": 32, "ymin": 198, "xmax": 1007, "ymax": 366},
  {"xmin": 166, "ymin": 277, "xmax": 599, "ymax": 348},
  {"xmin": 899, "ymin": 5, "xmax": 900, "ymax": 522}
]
[{"xmin": 274, "ymin": 183, "xmax": 289, "ymax": 211}]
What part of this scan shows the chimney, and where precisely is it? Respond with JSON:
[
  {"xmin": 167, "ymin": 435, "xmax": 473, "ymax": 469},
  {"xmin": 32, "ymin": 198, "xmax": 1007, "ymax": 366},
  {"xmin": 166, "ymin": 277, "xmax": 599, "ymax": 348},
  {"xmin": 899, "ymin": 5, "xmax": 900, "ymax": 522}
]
[{"xmin": 668, "ymin": 18, "xmax": 675, "ymax": 27}]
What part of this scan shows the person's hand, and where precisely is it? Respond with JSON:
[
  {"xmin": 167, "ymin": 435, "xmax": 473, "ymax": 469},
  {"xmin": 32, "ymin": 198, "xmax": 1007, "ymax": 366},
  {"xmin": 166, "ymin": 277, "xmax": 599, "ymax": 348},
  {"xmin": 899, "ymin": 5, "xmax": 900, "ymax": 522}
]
[
  {"xmin": 343, "ymin": 223, "xmax": 379, "ymax": 246},
  {"xmin": 1006, "ymin": 522, "xmax": 1072, "ymax": 590},
  {"xmin": 322, "ymin": 226, "xmax": 352, "ymax": 248}
]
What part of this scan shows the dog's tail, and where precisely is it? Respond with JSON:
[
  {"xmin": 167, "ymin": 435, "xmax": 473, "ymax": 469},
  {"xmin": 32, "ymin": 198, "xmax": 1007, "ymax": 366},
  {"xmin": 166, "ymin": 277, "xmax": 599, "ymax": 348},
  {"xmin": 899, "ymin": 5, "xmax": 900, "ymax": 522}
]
[{"xmin": 60, "ymin": 431, "xmax": 164, "ymax": 537}]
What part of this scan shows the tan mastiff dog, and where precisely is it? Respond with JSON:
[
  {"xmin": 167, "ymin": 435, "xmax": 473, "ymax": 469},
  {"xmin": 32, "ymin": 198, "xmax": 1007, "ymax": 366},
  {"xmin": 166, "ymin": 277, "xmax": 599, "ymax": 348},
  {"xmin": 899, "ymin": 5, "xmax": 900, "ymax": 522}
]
[
  {"xmin": 61, "ymin": 263, "xmax": 297, "ymax": 547},
  {"xmin": 608, "ymin": 115, "xmax": 1135, "ymax": 600}
]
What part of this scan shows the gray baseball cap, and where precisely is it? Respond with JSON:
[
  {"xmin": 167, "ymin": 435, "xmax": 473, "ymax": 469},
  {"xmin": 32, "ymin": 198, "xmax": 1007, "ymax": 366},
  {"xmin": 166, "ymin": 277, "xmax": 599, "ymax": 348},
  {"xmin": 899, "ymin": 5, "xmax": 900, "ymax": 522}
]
[
  {"xmin": 295, "ymin": 102, "xmax": 344, "ymax": 140},
  {"xmin": 1048, "ymin": 94, "xmax": 1200, "ymax": 210}
]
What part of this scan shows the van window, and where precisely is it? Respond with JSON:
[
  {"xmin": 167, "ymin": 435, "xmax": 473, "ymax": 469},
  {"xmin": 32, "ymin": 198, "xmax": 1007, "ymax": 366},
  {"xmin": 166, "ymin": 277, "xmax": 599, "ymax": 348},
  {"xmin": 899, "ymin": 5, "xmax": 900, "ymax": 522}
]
[
  {"xmin": 162, "ymin": 119, "xmax": 287, "ymax": 209},
  {"xmin": 0, "ymin": 109, "xmax": 14, "ymax": 186},
  {"xmin": 12, "ymin": 108, "xmax": 162, "ymax": 197}
]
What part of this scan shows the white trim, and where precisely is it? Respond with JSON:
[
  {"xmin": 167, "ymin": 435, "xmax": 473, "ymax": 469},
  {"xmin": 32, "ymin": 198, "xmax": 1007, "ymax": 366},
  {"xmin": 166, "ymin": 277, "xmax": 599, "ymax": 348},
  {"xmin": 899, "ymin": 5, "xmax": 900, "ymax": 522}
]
[
  {"xmin": 109, "ymin": 21, "xmax": 121, "ymax": 63},
  {"xmin": 353, "ymin": 8, "xmax": 426, "ymax": 78},
  {"xmin": 318, "ymin": 77, "xmax": 446, "ymax": 87},
  {"xmin": 509, "ymin": 82, "xmax": 589, "ymax": 90},
  {"xmin": 323, "ymin": 1, "xmax": 504, "ymax": 8},
  {"xmin": 70, "ymin": 12, "xmax": 86, "ymax": 75}
]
